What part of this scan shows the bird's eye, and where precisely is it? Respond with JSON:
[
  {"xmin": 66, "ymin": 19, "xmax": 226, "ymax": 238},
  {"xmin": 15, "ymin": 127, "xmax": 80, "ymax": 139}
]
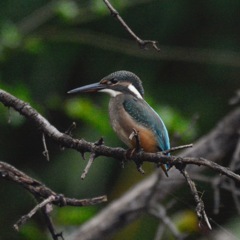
[{"xmin": 110, "ymin": 78, "xmax": 118, "ymax": 84}]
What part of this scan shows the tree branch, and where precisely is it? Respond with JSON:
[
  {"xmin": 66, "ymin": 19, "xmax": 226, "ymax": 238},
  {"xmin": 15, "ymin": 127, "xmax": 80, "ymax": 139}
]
[
  {"xmin": 1, "ymin": 89, "xmax": 239, "ymax": 182},
  {"xmin": 42, "ymin": 203, "xmax": 64, "ymax": 240},
  {"xmin": 103, "ymin": 0, "xmax": 160, "ymax": 51},
  {"xmin": 0, "ymin": 161, "xmax": 107, "ymax": 207},
  {"xmin": 14, "ymin": 195, "xmax": 56, "ymax": 231},
  {"xmin": 0, "ymin": 88, "xmax": 240, "ymax": 191},
  {"xmin": 181, "ymin": 168, "xmax": 211, "ymax": 230},
  {"xmin": 0, "ymin": 160, "xmax": 107, "ymax": 234}
]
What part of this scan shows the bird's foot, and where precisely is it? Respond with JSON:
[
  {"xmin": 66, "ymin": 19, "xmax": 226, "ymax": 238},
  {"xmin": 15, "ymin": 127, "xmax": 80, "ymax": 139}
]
[
  {"xmin": 125, "ymin": 147, "xmax": 143, "ymax": 159},
  {"xmin": 126, "ymin": 129, "xmax": 146, "ymax": 174},
  {"xmin": 125, "ymin": 148, "xmax": 145, "ymax": 174},
  {"xmin": 129, "ymin": 128, "xmax": 142, "ymax": 152}
]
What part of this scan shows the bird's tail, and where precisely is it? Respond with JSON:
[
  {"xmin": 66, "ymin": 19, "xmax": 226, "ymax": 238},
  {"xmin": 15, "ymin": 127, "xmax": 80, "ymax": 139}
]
[{"xmin": 161, "ymin": 164, "xmax": 169, "ymax": 177}]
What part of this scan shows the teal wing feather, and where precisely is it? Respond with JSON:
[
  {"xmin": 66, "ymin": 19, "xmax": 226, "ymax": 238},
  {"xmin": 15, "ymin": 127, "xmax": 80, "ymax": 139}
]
[{"xmin": 123, "ymin": 97, "xmax": 170, "ymax": 152}]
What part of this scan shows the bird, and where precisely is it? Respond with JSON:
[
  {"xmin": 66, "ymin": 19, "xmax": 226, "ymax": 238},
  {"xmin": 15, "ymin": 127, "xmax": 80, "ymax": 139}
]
[{"xmin": 68, "ymin": 70, "xmax": 170, "ymax": 176}]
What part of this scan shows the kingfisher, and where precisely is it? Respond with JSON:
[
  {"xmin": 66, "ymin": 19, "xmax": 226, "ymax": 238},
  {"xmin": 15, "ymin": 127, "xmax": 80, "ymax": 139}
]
[{"xmin": 68, "ymin": 70, "xmax": 170, "ymax": 176}]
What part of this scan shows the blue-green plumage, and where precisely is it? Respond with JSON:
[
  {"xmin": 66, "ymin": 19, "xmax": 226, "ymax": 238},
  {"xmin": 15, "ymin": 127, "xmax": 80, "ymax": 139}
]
[
  {"xmin": 123, "ymin": 97, "xmax": 170, "ymax": 152},
  {"xmin": 68, "ymin": 70, "xmax": 170, "ymax": 175}
]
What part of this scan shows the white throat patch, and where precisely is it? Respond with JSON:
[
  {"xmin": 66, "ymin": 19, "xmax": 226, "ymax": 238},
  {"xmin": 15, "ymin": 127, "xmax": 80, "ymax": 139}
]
[
  {"xmin": 128, "ymin": 84, "xmax": 143, "ymax": 99},
  {"xmin": 99, "ymin": 88, "xmax": 122, "ymax": 97}
]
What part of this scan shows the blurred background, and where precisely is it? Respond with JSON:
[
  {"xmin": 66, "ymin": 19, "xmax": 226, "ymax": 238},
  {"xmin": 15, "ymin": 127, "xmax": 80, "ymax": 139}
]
[{"xmin": 0, "ymin": 0, "xmax": 239, "ymax": 239}]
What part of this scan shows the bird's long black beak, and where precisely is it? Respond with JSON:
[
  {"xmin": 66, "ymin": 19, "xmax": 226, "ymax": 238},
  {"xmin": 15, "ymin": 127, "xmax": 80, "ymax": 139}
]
[{"xmin": 67, "ymin": 82, "xmax": 106, "ymax": 94}]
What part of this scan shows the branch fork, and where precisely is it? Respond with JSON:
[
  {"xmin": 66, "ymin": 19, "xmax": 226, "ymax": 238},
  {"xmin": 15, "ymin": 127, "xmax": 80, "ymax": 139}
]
[
  {"xmin": 81, "ymin": 137, "xmax": 104, "ymax": 179},
  {"xmin": 180, "ymin": 168, "xmax": 212, "ymax": 230},
  {"xmin": 103, "ymin": 0, "xmax": 160, "ymax": 51},
  {"xmin": 14, "ymin": 195, "xmax": 55, "ymax": 231}
]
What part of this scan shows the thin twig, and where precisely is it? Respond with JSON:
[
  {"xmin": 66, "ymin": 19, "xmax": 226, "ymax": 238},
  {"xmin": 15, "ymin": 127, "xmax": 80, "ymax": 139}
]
[
  {"xmin": 81, "ymin": 153, "xmax": 96, "ymax": 179},
  {"xmin": 42, "ymin": 133, "xmax": 50, "ymax": 161},
  {"xmin": 81, "ymin": 137, "xmax": 104, "ymax": 179},
  {"xmin": 163, "ymin": 144, "xmax": 193, "ymax": 155},
  {"xmin": 65, "ymin": 122, "xmax": 77, "ymax": 136},
  {"xmin": 181, "ymin": 168, "xmax": 212, "ymax": 230},
  {"xmin": 42, "ymin": 204, "xmax": 64, "ymax": 240},
  {"xmin": 60, "ymin": 122, "xmax": 77, "ymax": 151},
  {"xmin": 103, "ymin": 0, "xmax": 160, "ymax": 51},
  {"xmin": 14, "ymin": 195, "xmax": 55, "ymax": 231}
]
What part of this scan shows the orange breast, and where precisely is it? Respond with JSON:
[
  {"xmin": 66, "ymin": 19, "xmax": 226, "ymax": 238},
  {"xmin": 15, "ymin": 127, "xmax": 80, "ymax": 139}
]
[
  {"xmin": 109, "ymin": 97, "xmax": 159, "ymax": 152},
  {"xmin": 130, "ymin": 127, "xmax": 158, "ymax": 153}
]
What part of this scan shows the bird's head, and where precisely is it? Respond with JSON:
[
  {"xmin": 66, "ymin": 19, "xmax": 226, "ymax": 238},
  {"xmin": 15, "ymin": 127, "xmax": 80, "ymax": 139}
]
[{"xmin": 68, "ymin": 70, "xmax": 144, "ymax": 99}]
